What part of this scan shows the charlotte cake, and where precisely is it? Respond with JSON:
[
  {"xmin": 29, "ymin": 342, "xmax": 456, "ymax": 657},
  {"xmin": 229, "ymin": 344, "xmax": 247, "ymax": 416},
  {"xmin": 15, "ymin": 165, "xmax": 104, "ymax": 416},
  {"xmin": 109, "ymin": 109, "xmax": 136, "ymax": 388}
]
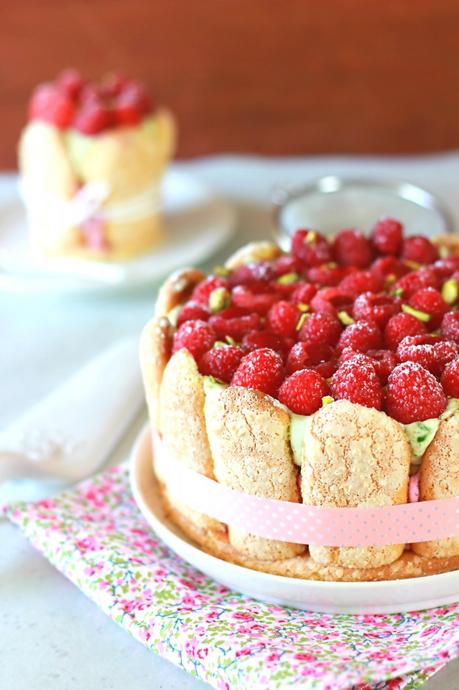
[
  {"xmin": 140, "ymin": 219, "xmax": 459, "ymax": 581},
  {"xmin": 18, "ymin": 69, "xmax": 175, "ymax": 260}
]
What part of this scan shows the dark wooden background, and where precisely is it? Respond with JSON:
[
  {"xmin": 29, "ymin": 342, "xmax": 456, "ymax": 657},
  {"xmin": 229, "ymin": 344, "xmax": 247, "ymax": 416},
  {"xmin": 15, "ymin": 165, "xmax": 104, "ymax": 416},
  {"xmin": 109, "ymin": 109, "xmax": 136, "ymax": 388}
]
[{"xmin": 2, "ymin": 1, "xmax": 459, "ymax": 168}]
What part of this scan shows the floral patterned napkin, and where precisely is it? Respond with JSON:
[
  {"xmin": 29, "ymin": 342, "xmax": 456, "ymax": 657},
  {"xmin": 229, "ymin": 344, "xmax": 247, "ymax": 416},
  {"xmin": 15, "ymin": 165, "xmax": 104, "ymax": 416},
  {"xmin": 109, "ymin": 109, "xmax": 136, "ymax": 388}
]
[{"xmin": 4, "ymin": 463, "xmax": 459, "ymax": 690}]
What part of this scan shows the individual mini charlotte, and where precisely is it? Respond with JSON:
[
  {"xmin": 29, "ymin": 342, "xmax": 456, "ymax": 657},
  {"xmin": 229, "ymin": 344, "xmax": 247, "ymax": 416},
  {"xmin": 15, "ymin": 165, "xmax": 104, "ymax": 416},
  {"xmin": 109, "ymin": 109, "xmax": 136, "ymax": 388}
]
[{"xmin": 18, "ymin": 69, "xmax": 175, "ymax": 260}]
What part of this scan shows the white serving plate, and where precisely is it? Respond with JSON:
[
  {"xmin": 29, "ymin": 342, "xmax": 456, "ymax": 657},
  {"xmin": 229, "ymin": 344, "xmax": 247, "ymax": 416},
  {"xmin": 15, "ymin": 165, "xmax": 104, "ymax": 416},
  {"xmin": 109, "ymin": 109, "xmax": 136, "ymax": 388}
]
[
  {"xmin": 130, "ymin": 426, "xmax": 459, "ymax": 615},
  {"xmin": 0, "ymin": 170, "xmax": 236, "ymax": 294}
]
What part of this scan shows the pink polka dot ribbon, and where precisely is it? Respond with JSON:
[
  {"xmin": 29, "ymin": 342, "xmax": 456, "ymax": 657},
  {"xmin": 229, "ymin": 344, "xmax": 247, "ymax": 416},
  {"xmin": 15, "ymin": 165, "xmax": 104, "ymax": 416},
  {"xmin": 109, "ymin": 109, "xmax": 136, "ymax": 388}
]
[{"xmin": 152, "ymin": 433, "xmax": 459, "ymax": 547}]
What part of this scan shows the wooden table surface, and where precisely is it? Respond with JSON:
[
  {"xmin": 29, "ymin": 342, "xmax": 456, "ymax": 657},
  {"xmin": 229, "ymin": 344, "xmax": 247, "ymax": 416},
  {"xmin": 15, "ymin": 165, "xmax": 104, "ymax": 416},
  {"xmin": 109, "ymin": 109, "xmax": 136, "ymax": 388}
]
[{"xmin": 2, "ymin": 1, "xmax": 459, "ymax": 167}]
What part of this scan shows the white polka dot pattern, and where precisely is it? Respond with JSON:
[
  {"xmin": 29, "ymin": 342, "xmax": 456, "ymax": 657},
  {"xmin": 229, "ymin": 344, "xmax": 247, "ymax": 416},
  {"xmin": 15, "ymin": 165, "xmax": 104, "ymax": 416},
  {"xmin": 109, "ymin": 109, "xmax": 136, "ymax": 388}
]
[{"xmin": 153, "ymin": 433, "xmax": 459, "ymax": 547}]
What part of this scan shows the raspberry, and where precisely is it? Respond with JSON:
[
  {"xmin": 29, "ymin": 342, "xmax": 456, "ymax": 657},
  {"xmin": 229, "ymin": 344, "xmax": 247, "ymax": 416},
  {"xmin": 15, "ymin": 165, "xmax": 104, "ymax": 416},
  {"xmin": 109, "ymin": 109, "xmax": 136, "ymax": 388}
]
[
  {"xmin": 432, "ymin": 257, "xmax": 459, "ymax": 279},
  {"xmin": 232, "ymin": 284, "xmax": 278, "ymax": 315},
  {"xmin": 56, "ymin": 68, "xmax": 85, "ymax": 99},
  {"xmin": 441, "ymin": 311, "xmax": 459, "ymax": 344},
  {"xmin": 72, "ymin": 101, "xmax": 113, "ymax": 134},
  {"xmin": 192, "ymin": 276, "xmax": 229, "ymax": 305},
  {"xmin": 333, "ymin": 228, "xmax": 373, "ymax": 268},
  {"xmin": 384, "ymin": 312, "xmax": 427, "ymax": 350},
  {"xmin": 339, "ymin": 270, "xmax": 383, "ymax": 299},
  {"xmin": 290, "ymin": 282, "xmax": 317, "ymax": 305},
  {"xmin": 370, "ymin": 256, "xmax": 409, "ymax": 280},
  {"xmin": 278, "ymin": 370, "xmax": 329, "ymax": 415},
  {"xmin": 267, "ymin": 301, "xmax": 300, "ymax": 337},
  {"xmin": 400, "ymin": 236, "xmax": 438, "ymax": 265},
  {"xmin": 231, "ymin": 348, "xmax": 285, "ymax": 397},
  {"xmin": 337, "ymin": 319, "xmax": 382, "ymax": 353},
  {"xmin": 286, "ymin": 342, "xmax": 335, "ymax": 374},
  {"xmin": 397, "ymin": 335, "xmax": 443, "ymax": 375},
  {"xmin": 353, "ymin": 292, "xmax": 400, "ymax": 329},
  {"xmin": 116, "ymin": 81, "xmax": 153, "ymax": 124},
  {"xmin": 371, "ymin": 217, "xmax": 403, "ymax": 255},
  {"xmin": 229, "ymin": 261, "xmax": 275, "ymax": 286},
  {"xmin": 198, "ymin": 345, "xmax": 243, "ymax": 383},
  {"xmin": 441, "ymin": 358, "xmax": 459, "ymax": 397},
  {"xmin": 101, "ymin": 72, "xmax": 129, "ymax": 97},
  {"xmin": 291, "ymin": 229, "xmax": 332, "ymax": 267},
  {"xmin": 28, "ymin": 83, "xmax": 75, "ymax": 128},
  {"xmin": 408, "ymin": 287, "xmax": 448, "ymax": 328},
  {"xmin": 172, "ymin": 320, "xmax": 216, "ymax": 360},
  {"xmin": 176, "ymin": 301, "xmax": 209, "ymax": 327},
  {"xmin": 330, "ymin": 355, "xmax": 383, "ymax": 410},
  {"xmin": 273, "ymin": 255, "xmax": 302, "ymax": 277},
  {"xmin": 242, "ymin": 331, "xmax": 288, "ymax": 356},
  {"xmin": 310, "ymin": 287, "xmax": 353, "ymax": 315},
  {"xmin": 298, "ymin": 312, "xmax": 342, "ymax": 347},
  {"xmin": 395, "ymin": 269, "xmax": 440, "ymax": 299},
  {"xmin": 386, "ymin": 362, "xmax": 446, "ymax": 423},
  {"xmin": 366, "ymin": 349, "xmax": 398, "ymax": 384},
  {"xmin": 307, "ymin": 263, "xmax": 345, "ymax": 286},
  {"xmin": 209, "ymin": 313, "xmax": 261, "ymax": 341}
]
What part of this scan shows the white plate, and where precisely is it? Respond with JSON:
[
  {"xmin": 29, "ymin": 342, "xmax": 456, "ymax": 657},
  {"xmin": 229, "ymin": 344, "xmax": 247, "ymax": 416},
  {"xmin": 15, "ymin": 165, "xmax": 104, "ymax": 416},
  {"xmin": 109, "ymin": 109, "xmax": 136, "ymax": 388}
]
[
  {"xmin": 0, "ymin": 171, "xmax": 236, "ymax": 294},
  {"xmin": 130, "ymin": 425, "xmax": 459, "ymax": 614}
]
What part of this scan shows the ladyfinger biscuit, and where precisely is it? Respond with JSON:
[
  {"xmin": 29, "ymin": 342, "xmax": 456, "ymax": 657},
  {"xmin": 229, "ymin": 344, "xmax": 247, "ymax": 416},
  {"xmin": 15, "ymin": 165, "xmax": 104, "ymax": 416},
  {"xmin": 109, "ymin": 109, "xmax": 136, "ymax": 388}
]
[
  {"xmin": 139, "ymin": 316, "xmax": 172, "ymax": 429},
  {"xmin": 158, "ymin": 349, "xmax": 224, "ymax": 533},
  {"xmin": 413, "ymin": 412, "xmax": 459, "ymax": 558},
  {"xmin": 204, "ymin": 385, "xmax": 304, "ymax": 560},
  {"xmin": 224, "ymin": 241, "xmax": 282, "ymax": 269},
  {"xmin": 301, "ymin": 400, "xmax": 411, "ymax": 569},
  {"xmin": 155, "ymin": 269, "xmax": 205, "ymax": 319}
]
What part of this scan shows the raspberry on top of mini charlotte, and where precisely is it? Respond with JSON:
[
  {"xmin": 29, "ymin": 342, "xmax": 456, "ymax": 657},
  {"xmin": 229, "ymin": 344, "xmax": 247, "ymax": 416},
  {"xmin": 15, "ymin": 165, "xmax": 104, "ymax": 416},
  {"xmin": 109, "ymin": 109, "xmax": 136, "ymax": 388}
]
[
  {"xmin": 28, "ymin": 69, "xmax": 155, "ymax": 135},
  {"xmin": 171, "ymin": 220, "xmax": 459, "ymax": 424}
]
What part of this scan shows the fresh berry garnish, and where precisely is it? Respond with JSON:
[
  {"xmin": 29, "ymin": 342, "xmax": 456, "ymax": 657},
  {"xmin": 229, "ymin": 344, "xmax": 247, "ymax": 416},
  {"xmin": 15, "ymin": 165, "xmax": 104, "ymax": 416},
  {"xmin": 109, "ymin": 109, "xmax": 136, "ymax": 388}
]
[
  {"xmin": 232, "ymin": 284, "xmax": 278, "ymax": 315},
  {"xmin": 198, "ymin": 345, "xmax": 243, "ymax": 383},
  {"xmin": 330, "ymin": 354, "xmax": 383, "ymax": 409},
  {"xmin": 28, "ymin": 83, "xmax": 75, "ymax": 128},
  {"xmin": 310, "ymin": 287, "xmax": 353, "ymax": 315},
  {"xmin": 291, "ymin": 229, "xmax": 332, "ymax": 266},
  {"xmin": 339, "ymin": 270, "xmax": 383, "ymax": 299},
  {"xmin": 408, "ymin": 287, "xmax": 448, "ymax": 328},
  {"xmin": 172, "ymin": 320, "xmax": 216, "ymax": 360},
  {"xmin": 441, "ymin": 311, "xmax": 459, "ymax": 344},
  {"xmin": 209, "ymin": 313, "xmax": 261, "ymax": 341},
  {"xmin": 176, "ymin": 301, "xmax": 210, "ymax": 327},
  {"xmin": 229, "ymin": 261, "xmax": 275, "ymax": 286},
  {"xmin": 432, "ymin": 256, "xmax": 459, "ymax": 279},
  {"xmin": 278, "ymin": 370, "xmax": 329, "ymax": 415},
  {"xmin": 290, "ymin": 282, "xmax": 317, "ymax": 305},
  {"xmin": 102, "ymin": 72, "xmax": 129, "ymax": 97},
  {"xmin": 308, "ymin": 263, "xmax": 346, "ymax": 286},
  {"xmin": 115, "ymin": 81, "xmax": 153, "ymax": 125},
  {"xmin": 396, "ymin": 334, "xmax": 457, "ymax": 376},
  {"xmin": 242, "ymin": 331, "xmax": 288, "ymax": 356},
  {"xmin": 353, "ymin": 292, "xmax": 400, "ymax": 329},
  {"xmin": 333, "ymin": 228, "xmax": 373, "ymax": 268},
  {"xmin": 400, "ymin": 236, "xmax": 438, "ymax": 265},
  {"xmin": 386, "ymin": 362, "xmax": 446, "ymax": 423},
  {"xmin": 371, "ymin": 217, "xmax": 403, "ymax": 255},
  {"xmin": 267, "ymin": 301, "xmax": 300, "ymax": 337},
  {"xmin": 56, "ymin": 68, "xmax": 85, "ymax": 100},
  {"xmin": 192, "ymin": 276, "xmax": 229, "ymax": 305},
  {"xmin": 72, "ymin": 101, "xmax": 113, "ymax": 135},
  {"xmin": 441, "ymin": 358, "xmax": 459, "ymax": 397},
  {"xmin": 394, "ymin": 268, "xmax": 440, "ymax": 299},
  {"xmin": 286, "ymin": 341, "xmax": 335, "ymax": 374},
  {"xmin": 370, "ymin": 256, "xmax": 409, "ymax": 280},
  {"xmin": 273, "ymin": 255, "xmax": 302, "ymax": 277},
  {"xmin": 298, "ymin": 312, "xmax": 342, "ymax": 347},
  {"xmin": 366, "ymin": 349, "xmax": 398, "ymax": 384},
  {"xmin": 384, "ymin": 312, "xmax": 427, "ymax": 350},
  {"xmin": 337, "ymin": 319, "xmax": 382, "ymax": 353},
  {"xmin": 231, "ymin": 348, "xmax": 284, "ymax": 397}
]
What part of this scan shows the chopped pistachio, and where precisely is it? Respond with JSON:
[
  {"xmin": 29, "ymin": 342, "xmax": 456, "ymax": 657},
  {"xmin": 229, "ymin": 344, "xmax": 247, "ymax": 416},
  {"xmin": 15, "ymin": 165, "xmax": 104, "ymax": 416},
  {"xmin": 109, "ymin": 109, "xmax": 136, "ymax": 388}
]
[
  {"xmin": 326, "ymin": 261, "xmax": 338, "ymax": 268},
  {"xmin": 401, "ymin": 304, "xmax": 431, "ymax": 322},
  {"xmin": 225, "ymin": 335, "xmax": 237, "ymax": 346},
  {"xmin": 213, "ymin": 265, "xmax": 230, "ymax": 277},
  {"xmin": 306, "ymin": 231, "xmax": 317, "ymax": 243},
  {"xmin": 404, "ymin": 260, "xmax": 421, "ymax": 271},
  {"xmin": 296, "ymin": 313, "xmax": 310, "ymax": 331},
  {"xmin": 213, "ymin": 340, "xmax": 229, "ymax": 349},
  {"xmin": 442, "ymin": 279, "xmax": 459, "ymax": 305},
  {"xmin": 277, "ymin": 272, "xmax": 299, "ymax": 285},
  {"xmin": 209, "ymin": 287, "xmax": 231, "ymax": 313},
  {"xmin": 385, "ymin": 273, "xmax": 397, "ymax": 285},
  {"xmin": 298, "ymin": 303, "xmax": 310, "ymax": 313},
  {"xmin": 337, "ymin": 311, "xmax": 354, "ymax": 326},
  {"xmin": 322, "ymin": 395, "xmax": 334, "ymax": 406},
  {"xmin": 393, "ymin": 287, "xmax": 404, "ymax": 297}
]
